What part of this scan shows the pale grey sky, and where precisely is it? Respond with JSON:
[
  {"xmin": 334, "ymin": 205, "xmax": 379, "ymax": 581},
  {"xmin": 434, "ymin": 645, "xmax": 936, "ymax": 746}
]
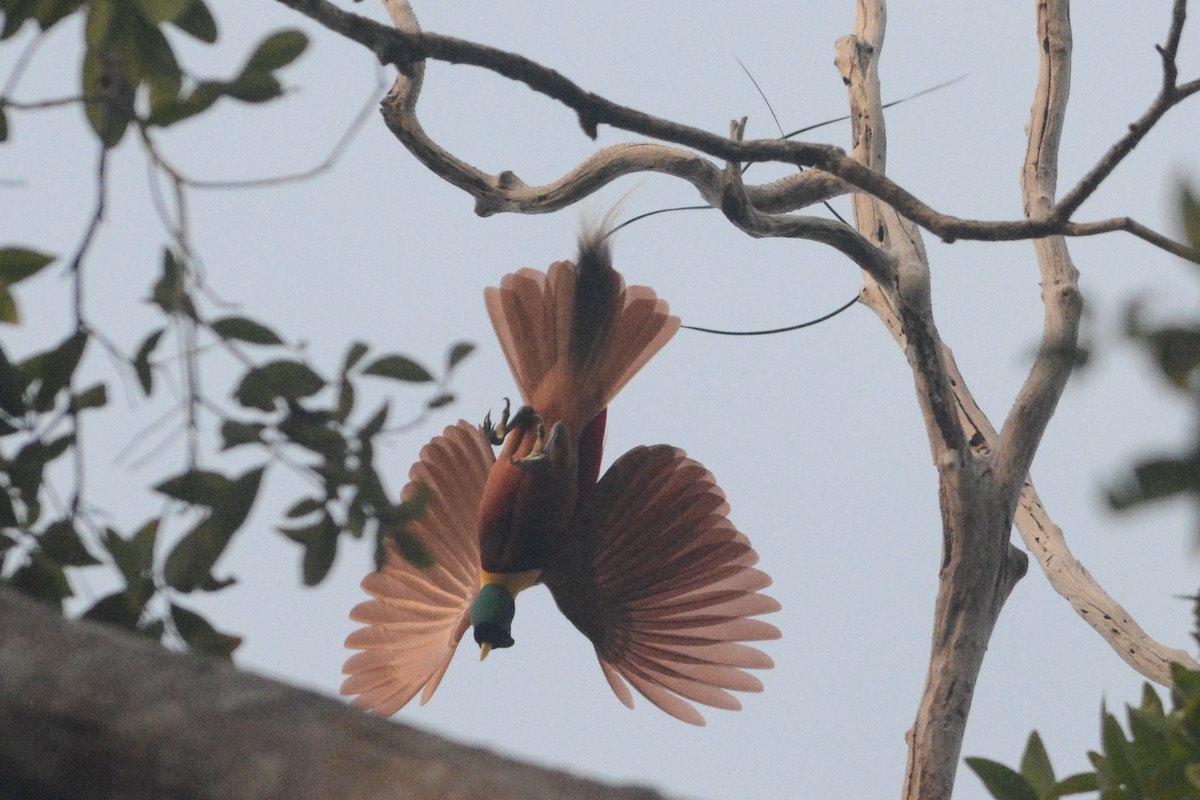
[{"xmin": 3, "ymin": 2, "xmax": 1199, "ymax": 798}]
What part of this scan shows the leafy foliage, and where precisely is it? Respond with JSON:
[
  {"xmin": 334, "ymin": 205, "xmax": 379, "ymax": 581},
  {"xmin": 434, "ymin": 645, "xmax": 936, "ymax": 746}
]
[
  {"xmin": 969, "ymin": 187, "xmax": 1200, "ymax": 800},
  {"xmin": 967, "ymin": 662, "xmax": 1200, "ymax": 800},
  {"xmin": 0, "ymin": 247, "xmax": 55, "ymax": 324},
  {"xmin": 1109, "ymin": 185, "xmax": 1200, "ymax": 519},
  {"xmin": 0, "ymin": 0, "xmax": 475, "ymax": 659},
  {"xmin": 2, "ymin": 0, "xmax": 308, "ymax": 145}
]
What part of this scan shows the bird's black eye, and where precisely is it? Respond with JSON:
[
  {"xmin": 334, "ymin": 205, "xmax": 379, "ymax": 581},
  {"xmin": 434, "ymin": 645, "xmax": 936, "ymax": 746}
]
[{"xmin": 473, "ymin": 623, "xmax": 515, "ymax": 649}]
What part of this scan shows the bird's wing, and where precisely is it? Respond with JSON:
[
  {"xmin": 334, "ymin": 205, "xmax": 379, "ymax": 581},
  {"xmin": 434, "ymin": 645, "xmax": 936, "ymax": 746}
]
[
  {"xmin": 484, "ymin": 236, "xmax": 679, "ymax": 428},
  {"xmin": 341, "ymin": 421, "xmax": 494, "ymax": 716},
  {"xmin": 544, "ymin": 445, "xmax": 780, "ymax": 726}
]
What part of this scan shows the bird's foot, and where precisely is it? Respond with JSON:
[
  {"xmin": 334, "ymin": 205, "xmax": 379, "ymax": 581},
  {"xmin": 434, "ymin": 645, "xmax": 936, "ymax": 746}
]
[
  {"xmin": 482, "ymin": 398, "xmax": 511, "ymax": 445},
  {"xmin": 514, "ymin": 419, "xmax": 563, "ymax": 467}
]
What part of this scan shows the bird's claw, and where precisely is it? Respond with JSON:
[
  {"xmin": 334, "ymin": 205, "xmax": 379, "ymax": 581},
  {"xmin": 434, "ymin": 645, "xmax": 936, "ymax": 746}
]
[
  {"xmin": 514, "ymin": 419, "xmax": 562, "ymax": 467},
  {"xmin": 482, "ymin": 398, "xmax": 511, "ymax": 445}
]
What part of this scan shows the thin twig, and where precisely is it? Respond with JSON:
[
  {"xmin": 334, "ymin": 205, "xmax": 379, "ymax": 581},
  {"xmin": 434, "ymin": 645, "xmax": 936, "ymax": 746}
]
[
  {"xmin": 0, "ymin": 28, "xmax": 47, "ymax": 98},
  {"xmin": 63, "ymin": 146, "xmax": 109, "ymax": 519},
  {"xmin": 273, "ymin": 0, "xmax": 1200, "ymax": 259},
  {"xmin": 139, "ymin": 71, "xmax": 386, "ymax": 191}
]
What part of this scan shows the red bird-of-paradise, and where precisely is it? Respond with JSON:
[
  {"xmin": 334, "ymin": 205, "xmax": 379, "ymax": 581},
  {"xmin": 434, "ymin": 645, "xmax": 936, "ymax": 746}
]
[{"xmin": 340, "ymin": 224, "xmax": 780, "ymax": 725}]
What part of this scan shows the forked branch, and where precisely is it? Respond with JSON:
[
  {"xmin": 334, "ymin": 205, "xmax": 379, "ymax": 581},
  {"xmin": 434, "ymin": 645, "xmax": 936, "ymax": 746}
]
[{"xmin": 271, "ymin": 0, "xmax": 1200, "ymax": 260}]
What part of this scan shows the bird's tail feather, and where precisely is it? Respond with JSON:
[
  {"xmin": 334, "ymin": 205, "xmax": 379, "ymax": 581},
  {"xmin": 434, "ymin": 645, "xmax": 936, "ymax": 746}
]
[{"xmin": 484, "ymin": 219, "xmax": 679, "ymax": 429}]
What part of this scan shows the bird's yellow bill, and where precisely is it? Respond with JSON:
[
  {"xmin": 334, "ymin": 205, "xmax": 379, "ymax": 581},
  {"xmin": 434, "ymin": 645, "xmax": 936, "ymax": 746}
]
[{"xmin": 479, "ymin": 643, "xmax": 492, "ymax": 661}]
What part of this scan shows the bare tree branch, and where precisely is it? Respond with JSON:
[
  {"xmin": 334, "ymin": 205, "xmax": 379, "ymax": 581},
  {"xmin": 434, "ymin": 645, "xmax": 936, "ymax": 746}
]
[
  {"xmin": 994, "ymin": 0, "xmax": 1083, "ymax": 507},
  {"xmin": 715, "ymin": 118, "xmax": 896, "ymax": 285},
  {"xmin": 0, "ymin": 588, "xmax": 669, "ymax": 800},
  {"xmin": 835, "ymin": 5, "xmax": 965, "ymax": 461},
  {"xmin": 834, "ymin": 6, "xmax": 1027, "ymax": 800},
  {"xmin": 374, "ymin": 0, "xmax": 847, "ymax": 217},
  {"xmin": 270, "ymin": 0, "xmax": 1200, "ymax": 261},
  {"xmin": 1053, "ymin": 0, "xmax": 1199, "ymax": 220},
  {"xmin": 1064, "ymin": 216, "xmax": 1200, "ymax": 260},
  {"xmin": 1015, "ymin": 481, "xmax": 1200, "ymax": 681}
]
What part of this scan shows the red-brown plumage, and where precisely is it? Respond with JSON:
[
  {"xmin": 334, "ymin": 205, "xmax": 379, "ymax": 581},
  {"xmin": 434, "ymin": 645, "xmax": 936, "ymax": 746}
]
[
  {"xmin": 342, "ymin": 222, "xmax": 780, "ymax": 725},
  {"xmin": 476, "ymin": 412, "xmax": 578, "ymax": 574},
  {"xmin": 475, "ymin": 228, "xmax": 672, "ymax": 579},
  {"xmin": 574, "ymin": 409, "xmax": 607, "ymax": 514}
]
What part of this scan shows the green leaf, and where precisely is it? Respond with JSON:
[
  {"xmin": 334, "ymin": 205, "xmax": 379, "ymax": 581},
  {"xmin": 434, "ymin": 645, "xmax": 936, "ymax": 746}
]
[
  {"xmin": 0, "ymin": 246, "xmax": 55, "ymax": 285},
  {"xmin": 0, "ymin": 286, "xmax": 16, "ymax": 324},
  {"xmin": 149, "ymin": 248, "xmax": 191, "ymax": 316},
  {"xmin": 81, "ymin": 44, "xmax": 134, "ymax": 148},
  {"xmin": 1108, "ymin": 456, "xmax": 1200, "ymax": 510},
  {"xmin": 335, "ymin": 378, "xmax": 354, "ymax": 422},
  {"xmin": 83, "ymin": 0, "xmax": 115, "ymax": 46},
  {"xmin": 363, "ymin": 354, "xmax": 433, "ymax": 383},
  {"xmin": 234, "ymin": 360, "xmax": 324, "ymax": 410},
  {"xmin": 1181, "ymin": 185, "xmax": 1200, "ymax": 255},
  {"xmin": 343, "ymin": 341, "xmax": 369, "ymax": 373},
  {"xmin": 102, "ymin": 520, "xmax": 158, "ymax": 591},
  {"xmin": 148, "ymin": 70, "xmax": 183, "ymax": 121},
  {"xmin": 244, "ymin": 29, "xmax": 308, "ymax": 73},
  {"xmin": 285, "ymin": 497, "xmax": 323, "ymax": 519},
  {"xmin": 1019, "ymin": 732, "xmax": 1056, "ymax": 798},
  {"xmin": 198, "ymin": 574, "xmax": 236, "ymax": 592},
  {"xmin": 345, "ymin": 497, "xmax": 367, "ymax": 540},
  {"xmin": 278, "ymin": 407, "xmax": 343, "ymax": 457},
  {"xmin": 9, "ymin": 434, "xmax": 74, "ymax": 503},
  {"xmin": 1170, "ymin": 661, "xmax": 1200, "ymax": 707},
  {"xmin": 70, "ymin": 382, "xmax": 107, "ymax": 412},
  {"xmin": 163, "ymin": 517, "xmax": 233, "ymax": 593},
  {"xmin": 1049, "ymin": 772, "xmax": 1098, "ymax": 798},
  {"xmin": 129, "ymin": 12, "xmax": 180, "ymax": 83},
  {"xmin": 0, "ymin": 342, "xmax": 24, "ymax": 416},
  {"xmin": 31, "ymin": 330, "xmax": 87, "ymax": 411},
  {"xmin": 1139, "ymin": 682, "xmax": 1164, "ymax": 716},
  {"xmin": 39, "ymin": 519, "xmax": 101, "ymax": 566},
  {"xmin": 1126, "ymin": 705, "xmax": 1172, "ymax": 749},
  {"xmin": 426, "ymin": 392, "xmax": 454, "ymax": 409},
  {"xmin": 447, "ymin": 341, "xmax": 475, "ymax": 371},
  {"xmin": 148, "ymin": 79, "xmax": 222, "ymax": 126},
  {"xmin": 211, "ymin": 316, "xmax": 283, "ymax": 346},
  {"xmin": 219, "ymin": 419, "xmax": 264, "ymax": 450},
  {"xmin": 138, "ymin": 617, "xmax": 166, "ymax": 642},
  {"xmin": 0, "ymin": 490, "xmax": 17, "ymax": 528},
  {"xmin": 154, "ymin": 469, "xmax": 233, "ymax": 506},
  {"xmin": 162, "ymin": 466, "xmax": 264, "ymax": 592},
  {"xmin": 1100, "ymin": 709, "xmax": 1138, "ymax": 790},
  {"xmin": 357, "ymin": 463, "xmax": 392, "ymax": 512},
  {"xmin": 1147, "ymin": 327, "xmax": 1200, "ymax": 388},
  {"xmin": 132, "ymin": 0, "xmax": 191, "ymax": 23},
  {"xmin": 6, "ymin": 552, "xmax": 71, "ymax": 608},
  {"xmin": 170, "ymin": 0, "xmax": 215, "ymax": 42},
  {"xmin": 965, "ymin": 758, "xmax": 1040, "ymax": 800},
  {"xmin": 357, "ymin": 401, "xmax": 389, "ymax": 439},
  {"xmin": 82, "ymin": 590, "xmax": 142, "ymax": 630},
  {"xmin": 1, "ymin": 0, "xmax": 37, "ymax": 39},
  {"xmin": 170, "ymin": 603, "xmax": 241, "ymax": 658},
  {"xmin": 35, "ymin": 0, "xmax": 87, "ymax": 31},
  {"xmin": 133, "ymin": 328, "xmax": 164, "ymax": 396},
  {"xmin": 225, "ymin": 71, "xmax": 281, "ymax": 103},
  {"xmin": 280, "ymin": 514, "xmax": 339, "ymax": 586}
]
